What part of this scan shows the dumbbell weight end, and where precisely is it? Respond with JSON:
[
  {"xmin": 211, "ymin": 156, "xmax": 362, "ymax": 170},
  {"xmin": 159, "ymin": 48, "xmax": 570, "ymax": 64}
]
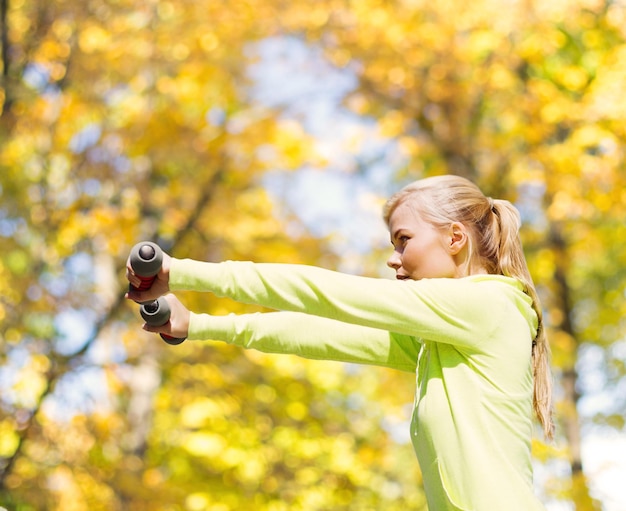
[{"xmin": 140, "ymin": 297, "xmax": 186, "ymax": 345}]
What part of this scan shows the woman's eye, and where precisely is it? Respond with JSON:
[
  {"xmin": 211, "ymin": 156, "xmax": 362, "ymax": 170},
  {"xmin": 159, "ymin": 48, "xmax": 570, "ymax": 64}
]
[{"xmin": 391, "ymin": 234, "xmax": 410, "ymax": 248}]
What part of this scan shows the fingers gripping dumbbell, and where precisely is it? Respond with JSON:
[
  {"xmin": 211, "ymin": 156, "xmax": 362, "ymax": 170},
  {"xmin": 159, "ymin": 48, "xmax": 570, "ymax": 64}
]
[
  {"xmin": 129, "ymin": 241, "xmax": 186, "ymax": 345},
  {"xmin": 140, "ymin": 296, "xmax": 186, "ymax": 345}
]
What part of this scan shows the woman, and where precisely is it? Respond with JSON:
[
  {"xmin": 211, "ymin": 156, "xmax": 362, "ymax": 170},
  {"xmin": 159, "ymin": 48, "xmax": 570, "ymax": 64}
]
[{"xmin": 127, "ymin": 175, "xmax": 553, "ymax": 510}]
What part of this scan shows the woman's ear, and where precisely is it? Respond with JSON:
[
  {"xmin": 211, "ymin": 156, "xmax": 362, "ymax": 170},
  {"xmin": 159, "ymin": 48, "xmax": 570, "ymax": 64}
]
[{"xmin": 448, "ymin": 222, "xmax": 468, "ymax": 255}]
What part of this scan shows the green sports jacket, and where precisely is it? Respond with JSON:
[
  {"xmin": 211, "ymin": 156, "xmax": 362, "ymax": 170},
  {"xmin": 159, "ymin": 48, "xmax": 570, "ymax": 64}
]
[{"xmin": 170, "ymin": 258, "xmax": 545, "ymax": 511}]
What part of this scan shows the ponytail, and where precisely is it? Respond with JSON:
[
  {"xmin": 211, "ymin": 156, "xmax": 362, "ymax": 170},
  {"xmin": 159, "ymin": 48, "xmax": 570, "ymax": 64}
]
[
  {"xmin": 490, "ymin": 200, "xmax": 554, "ymax": 440},
  {"xmin": 384, "ymin": 175, "xmax": 554, "ymax": 439}
]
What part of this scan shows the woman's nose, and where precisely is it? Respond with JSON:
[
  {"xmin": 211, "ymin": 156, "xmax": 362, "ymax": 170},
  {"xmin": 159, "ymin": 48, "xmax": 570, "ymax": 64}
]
[{"xmin": 387, "ymin": 250, "xmax": 401, "ymax": 269}]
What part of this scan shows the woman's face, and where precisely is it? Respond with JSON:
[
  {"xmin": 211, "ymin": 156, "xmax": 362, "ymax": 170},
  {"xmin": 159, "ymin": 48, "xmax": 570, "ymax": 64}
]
[{"xmin": 386, "ymin": 202, "xmax": 460, "ymax": 280}]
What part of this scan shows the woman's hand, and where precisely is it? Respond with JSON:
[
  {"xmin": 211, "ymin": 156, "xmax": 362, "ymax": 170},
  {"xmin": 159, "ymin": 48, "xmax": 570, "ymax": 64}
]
[
  {"xmin": 125, "ymin": 251, "xmax": 172, "ymax": 303},
  {"xmin": 142, "ymin": 293, "xmax": 190, "ymax": 339}
]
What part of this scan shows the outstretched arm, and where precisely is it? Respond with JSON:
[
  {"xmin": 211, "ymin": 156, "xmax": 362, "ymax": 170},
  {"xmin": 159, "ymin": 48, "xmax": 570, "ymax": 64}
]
[
  {"xmin": 166, "ymin": 258, "xmax": 505, "ymax": 348},
  {"xmin": 141, "ymin": 294, "xmax": 419, "ymax": 372},
  {"xmin": 190, "ymin": 310, "xmax": 419, "ymax": 372}
]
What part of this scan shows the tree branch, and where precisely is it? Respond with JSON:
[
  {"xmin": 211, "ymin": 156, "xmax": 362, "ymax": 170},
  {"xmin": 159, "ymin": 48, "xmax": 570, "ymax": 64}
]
[
  {"xmin": 0, "ymin": 0, "xmax": 11, "ymax": 115},
  {"xmin": 0, "ymin": 163, "xmax": 227, "ymax": 489}
]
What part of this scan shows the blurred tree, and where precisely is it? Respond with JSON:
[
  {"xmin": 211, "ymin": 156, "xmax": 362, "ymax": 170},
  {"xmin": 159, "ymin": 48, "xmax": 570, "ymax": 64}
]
[
  {"xmin": 1, "ymin": 0, "xmax": 626, "ymax": 510},
  {"xmin": 0, "ymin": 1, "xmax": 421, "ymax": 510}
]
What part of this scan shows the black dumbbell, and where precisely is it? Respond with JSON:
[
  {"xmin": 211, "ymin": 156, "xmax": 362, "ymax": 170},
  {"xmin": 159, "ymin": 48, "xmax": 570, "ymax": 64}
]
[
  {"xmin": 140, "ymin": 296, "xmax": 186, "ymax": 345},
  {"xmin": 129, "ymin": 241, "xmax": 186, "ymax": 345},
  {"xmin": 129, "ymin": 241, "xmax": 163, "ymax": 298}
]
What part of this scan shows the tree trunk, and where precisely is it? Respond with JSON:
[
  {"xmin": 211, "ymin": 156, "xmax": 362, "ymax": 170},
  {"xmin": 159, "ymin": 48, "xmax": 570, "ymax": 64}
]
[{"xmin": 549, "ymin": 223, "xmax": 598, "ymax": 510}]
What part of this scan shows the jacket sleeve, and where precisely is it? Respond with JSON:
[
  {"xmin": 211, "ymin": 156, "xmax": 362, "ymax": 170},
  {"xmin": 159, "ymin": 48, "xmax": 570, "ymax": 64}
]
[
  {"xmin": 170, "ymin": 259, "xmax": 524, "ymax": 351},
  {"xmin": 188, "ymin": 310, "xmax": 419, "ymax": 372}
]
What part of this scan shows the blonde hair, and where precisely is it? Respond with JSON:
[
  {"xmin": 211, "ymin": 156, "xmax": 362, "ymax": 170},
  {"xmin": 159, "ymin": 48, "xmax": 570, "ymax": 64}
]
[{"xmin": 383, "ymin": 175, "xmax": 554, "ymax": 439}]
